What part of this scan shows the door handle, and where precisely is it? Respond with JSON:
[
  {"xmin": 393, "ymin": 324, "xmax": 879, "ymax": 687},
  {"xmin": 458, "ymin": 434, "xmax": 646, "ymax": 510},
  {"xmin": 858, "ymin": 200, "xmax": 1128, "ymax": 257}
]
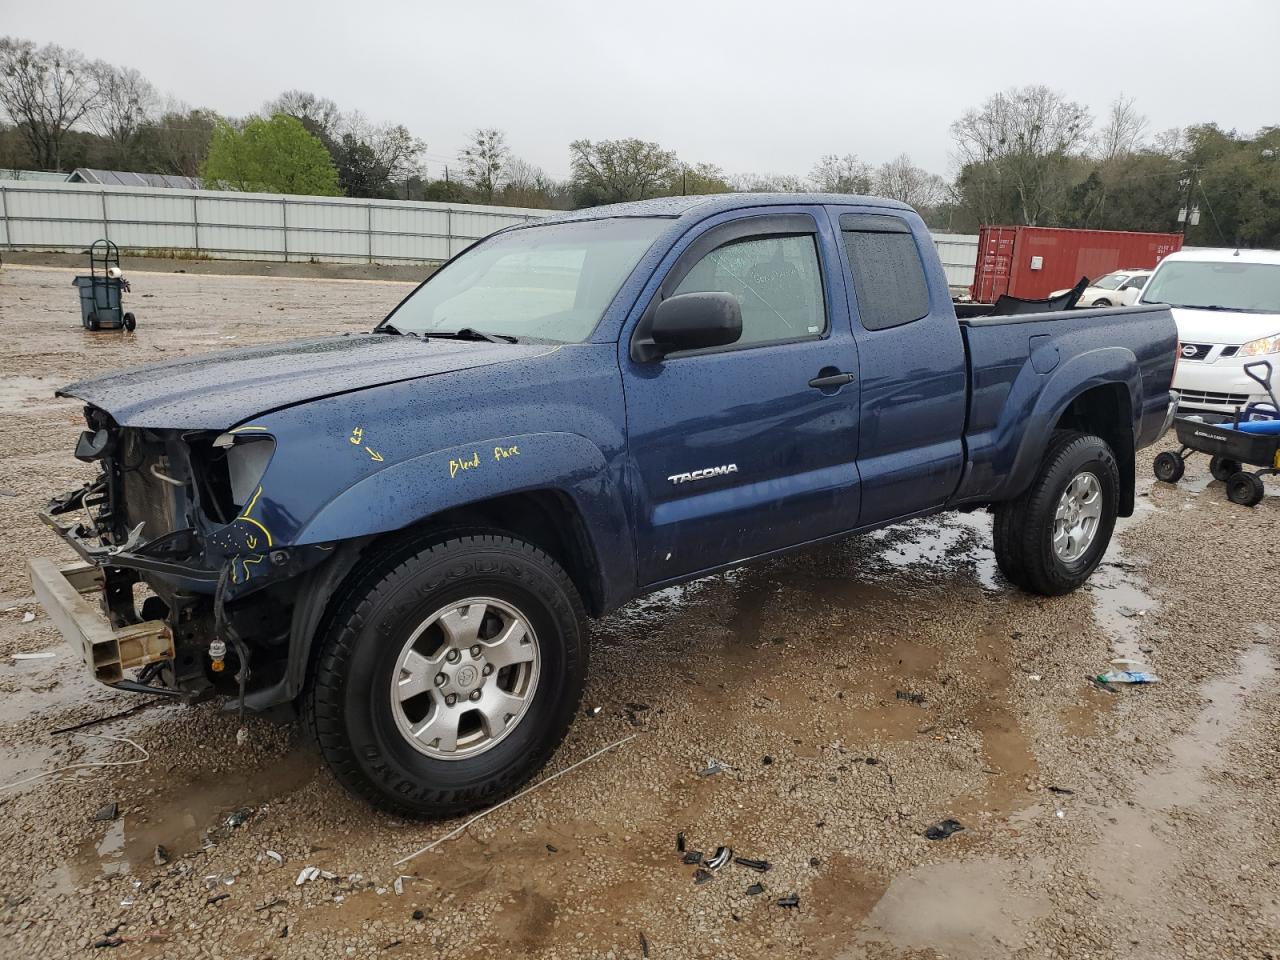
[{"xmin": 808, "ymin": 371, "xmax": 855, "ymax": 389}]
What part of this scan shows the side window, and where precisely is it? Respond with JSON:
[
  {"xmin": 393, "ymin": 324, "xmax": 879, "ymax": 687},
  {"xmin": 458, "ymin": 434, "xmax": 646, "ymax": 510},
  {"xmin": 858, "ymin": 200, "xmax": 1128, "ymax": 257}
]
[
  {"xmin": 671, "ymin": 235, "xmax": 826, "ymax": 346},
  {"xmin": 840, "ymin": 215, "xmax": 930, "ymax": 331}
]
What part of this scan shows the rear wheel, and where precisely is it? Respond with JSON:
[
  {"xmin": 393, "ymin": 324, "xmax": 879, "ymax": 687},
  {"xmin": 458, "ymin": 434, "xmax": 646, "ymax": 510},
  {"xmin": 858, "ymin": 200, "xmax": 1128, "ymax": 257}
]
[
  {"xmin": 123, "ymin": 312, "xmax": 136, "ymax": 332},
  {"xmin": 86, "ymin": 312, "xmax": 100, "ymax": 331},
  {"xmin": 1092, "ymin": 298, "xmax": 1113, "ymax": 307},
  {"xmin": 992, "ymin": 431, "xmax": 1119, "ymax": 596},
  {"xmin": 1153, "ymin": 451, "xmax": 1185, "ymax": 483},
  {"xmin": 306, "ymin": 534, "xmax": 587, "ymax": 818},
  {"xmin": 1209, "ymin": 456, "xmax": 1241, "ymax": 483},
  {"xmin": 1226, "ymin": 471, "xmax": 1265, "ymax": 507}
]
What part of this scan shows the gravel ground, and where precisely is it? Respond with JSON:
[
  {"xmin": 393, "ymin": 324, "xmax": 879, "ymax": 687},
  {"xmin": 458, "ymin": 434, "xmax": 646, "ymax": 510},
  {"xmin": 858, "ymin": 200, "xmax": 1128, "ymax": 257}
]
[{"xmin": 0, "ymin": 263, "xmax": 1278, "ymax": 959}]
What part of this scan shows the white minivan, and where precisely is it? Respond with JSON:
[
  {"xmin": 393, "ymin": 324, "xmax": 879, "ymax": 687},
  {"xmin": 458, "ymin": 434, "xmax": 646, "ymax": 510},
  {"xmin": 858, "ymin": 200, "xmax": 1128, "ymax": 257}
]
[{"xmin": 1139, "ymin": 248, "xmax": 1280, "ymax": 418}]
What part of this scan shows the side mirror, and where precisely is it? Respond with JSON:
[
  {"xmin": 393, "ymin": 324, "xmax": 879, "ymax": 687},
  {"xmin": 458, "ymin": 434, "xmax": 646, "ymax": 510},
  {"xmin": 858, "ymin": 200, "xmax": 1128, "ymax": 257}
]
[{"xmin": 642, "ymin": 292, "xmax": 742, "ymax": 360}]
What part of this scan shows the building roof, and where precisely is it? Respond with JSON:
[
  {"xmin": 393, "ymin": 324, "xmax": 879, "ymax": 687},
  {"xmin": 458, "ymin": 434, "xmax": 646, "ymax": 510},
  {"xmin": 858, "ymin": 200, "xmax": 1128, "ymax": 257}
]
[
  {"xmin": 0, "ymin": 168, "xmax": 71, "ymax": 183},
  {"xmin": 68, "ymin": 168, "xmax": 202, "ymax": 189}
]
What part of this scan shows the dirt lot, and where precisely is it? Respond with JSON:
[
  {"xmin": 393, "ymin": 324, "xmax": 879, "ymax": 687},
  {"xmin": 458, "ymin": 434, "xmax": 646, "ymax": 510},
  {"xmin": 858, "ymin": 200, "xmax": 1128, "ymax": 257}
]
[{"xmin": 1, "ymin": 263, "xmax": 1278, "ymax": 960}]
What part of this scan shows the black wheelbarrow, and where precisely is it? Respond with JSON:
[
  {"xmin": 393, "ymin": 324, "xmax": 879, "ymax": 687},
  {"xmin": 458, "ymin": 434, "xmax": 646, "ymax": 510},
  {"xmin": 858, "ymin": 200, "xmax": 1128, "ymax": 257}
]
[
  {"xmin": 1154, "ymin": 360, "xmax": 1280, "ymax": 506},
  {"xmin": 71, "ymin": 239, "xmax": 136, "ymax": 332}
]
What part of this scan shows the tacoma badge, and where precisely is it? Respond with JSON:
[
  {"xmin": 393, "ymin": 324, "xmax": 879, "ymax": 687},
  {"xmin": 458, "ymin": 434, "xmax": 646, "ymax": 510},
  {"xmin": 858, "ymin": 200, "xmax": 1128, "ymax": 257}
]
[{"xmin": 668, "ymin": 464, "xmax": 738, "ymax": 484}]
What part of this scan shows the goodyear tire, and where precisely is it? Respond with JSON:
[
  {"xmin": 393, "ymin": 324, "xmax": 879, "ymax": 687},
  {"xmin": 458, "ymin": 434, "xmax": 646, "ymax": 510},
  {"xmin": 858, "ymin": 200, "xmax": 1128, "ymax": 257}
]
[
  {"xmin": 307, "ymin": 534, "xmax": 587, "ymax": 818},
  {"xmin": 992, "ymin": 431, "xmax": 1119, "ymax": 596}
]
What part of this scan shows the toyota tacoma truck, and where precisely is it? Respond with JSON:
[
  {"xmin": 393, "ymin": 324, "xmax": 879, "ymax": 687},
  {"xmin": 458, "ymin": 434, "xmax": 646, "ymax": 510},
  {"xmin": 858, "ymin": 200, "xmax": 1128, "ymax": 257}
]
[{"xmin": 29, "ymin": 194, "xmax": 1180, "ymax": 817}]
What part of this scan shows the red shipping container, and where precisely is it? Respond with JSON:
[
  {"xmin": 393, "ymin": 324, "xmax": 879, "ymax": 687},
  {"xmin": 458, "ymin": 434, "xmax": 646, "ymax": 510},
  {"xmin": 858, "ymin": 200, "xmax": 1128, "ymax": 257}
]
[{"xmin": 970, "ymin": 226, "xmax": 1183, "ymax": 302}]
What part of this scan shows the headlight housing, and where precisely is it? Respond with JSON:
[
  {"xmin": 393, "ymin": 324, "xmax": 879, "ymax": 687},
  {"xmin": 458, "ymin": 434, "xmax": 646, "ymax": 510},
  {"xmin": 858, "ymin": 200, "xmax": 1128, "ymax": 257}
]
[
  {"xmin": 1239, "ymin": 333, "xmax": 1280, "ymax": 357},
  {"xmin": 213, "ymin": 431, "xmax": 276, "ymax": 510}
]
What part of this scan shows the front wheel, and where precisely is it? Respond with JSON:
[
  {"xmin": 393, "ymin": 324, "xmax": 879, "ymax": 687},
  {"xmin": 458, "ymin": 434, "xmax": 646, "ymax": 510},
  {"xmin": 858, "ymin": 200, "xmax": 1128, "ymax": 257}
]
[
  {"xmin": 1153, "ymin": 451, "xmax": 1185, "ymax": 483},
  {"xmin": 307, "ymin": 534, "xmax": 588, "ymax": 818},
  {"xmin": 123, "ymin": 312, "xmax": 136, "ymax": 331},
  {"xmin": 1092, "ymin": 298, "xmax": 1112, "ymax": 307},
  {"xmin": 992, "ymin": 431, "xmax": 1120, "ymax": 596}
]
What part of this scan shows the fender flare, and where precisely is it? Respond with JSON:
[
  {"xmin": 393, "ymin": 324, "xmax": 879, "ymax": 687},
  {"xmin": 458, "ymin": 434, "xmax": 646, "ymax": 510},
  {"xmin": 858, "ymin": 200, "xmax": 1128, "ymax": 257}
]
[{"xmin": 976, "ymin": 347, "xmax": 1140, "ymax": 503}]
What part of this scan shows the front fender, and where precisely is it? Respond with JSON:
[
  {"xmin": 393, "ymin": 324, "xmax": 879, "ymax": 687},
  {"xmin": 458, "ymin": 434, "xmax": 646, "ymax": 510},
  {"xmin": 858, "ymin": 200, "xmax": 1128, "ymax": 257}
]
[
  {"xmin": 294, "ymin": 431, "xmax": 631, "ymax": 596},
  {"xmin": 959, "ymin": 346, "xmax": 1140, "ymax": 503}
]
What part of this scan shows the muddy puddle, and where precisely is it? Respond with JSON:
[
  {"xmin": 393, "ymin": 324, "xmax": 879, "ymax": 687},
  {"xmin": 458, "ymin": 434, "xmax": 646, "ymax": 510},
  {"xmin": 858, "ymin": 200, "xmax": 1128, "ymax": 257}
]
[{"xmin": 71, "ymin": 749, "xmax": 319, "ymax": 886}]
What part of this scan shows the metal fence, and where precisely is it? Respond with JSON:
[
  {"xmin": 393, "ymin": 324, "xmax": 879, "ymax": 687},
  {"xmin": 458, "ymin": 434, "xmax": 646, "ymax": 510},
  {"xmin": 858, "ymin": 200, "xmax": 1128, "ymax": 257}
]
[
  {"xmin": 0, "ymin": 180, "xmax": 548, "ymax": 264},
  {"xmin": 0, "ymin": 179, "xmax": 982, "ymax": 286}
]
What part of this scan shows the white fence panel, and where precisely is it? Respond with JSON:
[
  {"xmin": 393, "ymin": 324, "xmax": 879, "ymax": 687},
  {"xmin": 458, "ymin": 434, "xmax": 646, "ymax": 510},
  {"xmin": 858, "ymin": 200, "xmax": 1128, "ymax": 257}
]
[
  {"xmin": 0, "ymin": 180, "xmax": 550, "ymax": 265},
  {"xmin": 0, "ymin": 179, "xmax": 981, "ymax": 285}
]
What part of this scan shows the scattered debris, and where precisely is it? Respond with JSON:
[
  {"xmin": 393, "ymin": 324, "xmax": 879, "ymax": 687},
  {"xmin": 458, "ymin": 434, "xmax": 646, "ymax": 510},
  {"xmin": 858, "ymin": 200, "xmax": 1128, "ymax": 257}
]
[
  {"xmin": 13, "ymin": 651, "xmax": 53, "ymax": 660},
  {"xmin": 676, "ymin": 831, "xmax": 686, "ymax": 853},
  {"xmin": 1055, "ymin": 809, "xmax": 1066, "ymax": 819},
  {"xmin": 682, "ymin": 851, "xmax": 703, "ymax": 865},
  {"xmin": 705, "ymin": 846, "xmax": 732, "ymax": 870},
  {"xmin": 640, "ymin": 931, "xmax": 651, "ymax": 958},
  {"xmin": 295, "ymin": 866, "xmax": 336, "ymax": 886},
  {"xmin": 698, "ymin": 760, "xmax": 728, "ymax": 777},
  {"xmin": 761, "ymin": 755, "xmax": 774, "ymax": 765},
  {"xmin": 412, "ymin": 909, "xmax": 425, "ymax": 920},
  {"xmin": 746, "ymin": 882, "xmax": 766, "ymax": 896},
  {"xmin": 809, "ymin": 857, "xmax": 821, "ymax": 868},
  {"xmin": 1096, "ymin": 658, "xmax": 1160, "ymax": 684},
  {"xmin": 545, "ymin": 843, "xmax": 558, "ymax": 853},
  {"xmin": 225, "ymin": 808, "xmax": 252, "ymax": 828},
  {"xmin": 1089, "ymin": 675, "xmax": 1119, "ymax": 694},
  {"xmin": 92, "ymin": 802, "xmax": 119, "ymax": 822},
  {"xmin": 21, "ymin": 611, "xmax": 35, "ymax": 623},
  {"xmin": 393, "ymin": 876, "xmax": 405, "ymax": 896},
  {"xmin": 693, "ymin": 868, "xmax": 715, "ymax": 885},
  {"xmin": 923, "ymin": 818, "xmax": 965, "ymax": 841},
  {"xmin": 206, "ymin": 892, "xmax": 230, "ymax": 905},
  {"xmin": 777, "ymin": 894, "xmax": 800, "ymax": 908},
  {"xmin": 895, "ymin": 689, "xmax": 926, "ymax": 705},
  {"xmin": 254, "ymin": 898, "xmax": 285, "ymax": 912},
  {"xmin": 1027, "ymin": 674, "xmax": 1043, "ymax": 682},
  {"xmin": 235, "ymin": 726, "xmax": 249, "ymax": 747},
  {"xmin": 733, "ymin": 856, "xmax": 770, "ymax": 872},
  {"xmin": 265, "ymin": 850, "xmax": 284, "ymax": 865},
  {"xmin": 584, "ymin": 706, "xmax": 602, "ymax": 717},
  {"xmin": 1047, "ymin": 786, "xmax": 1075, "ymax": 796},
  {"xmin": 153, "ymin": 844, "xmax": 169, "ymax": 866}
]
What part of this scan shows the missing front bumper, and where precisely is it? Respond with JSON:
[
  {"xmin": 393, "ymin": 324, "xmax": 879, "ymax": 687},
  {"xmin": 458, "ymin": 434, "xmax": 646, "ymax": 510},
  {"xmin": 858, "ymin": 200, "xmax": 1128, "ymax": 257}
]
[{"xmin": 27, "ymin": 558, "xmax": 174, "ymax": 685}]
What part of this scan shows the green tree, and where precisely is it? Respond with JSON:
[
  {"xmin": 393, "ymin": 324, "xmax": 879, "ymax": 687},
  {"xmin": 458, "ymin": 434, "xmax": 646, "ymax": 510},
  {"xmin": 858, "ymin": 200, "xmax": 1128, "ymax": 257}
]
[
  {"xmin": 569, "ymin": 138, "xmax": 678, "ymax": 206},
  {"xmin": 200, "ymin": 114, "xmax": 340, "ymax": 195}
]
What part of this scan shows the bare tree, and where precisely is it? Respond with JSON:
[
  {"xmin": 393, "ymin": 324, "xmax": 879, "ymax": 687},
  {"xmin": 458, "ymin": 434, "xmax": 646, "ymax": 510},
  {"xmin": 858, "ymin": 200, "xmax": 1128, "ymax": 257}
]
[
  {"xmin": 265, "ymin": 89, "xmax": 342, "ymax": 140},
  {"xmin": 874, "ymin": 154, "xmax": 948, "ymax": 208},
  {"xmin": 951, "ymin": 85, "xmax": 1091, "ymax": 225},
  {"xmin": 343, "ymin": 111, "xmax": 424, "ymax": 182},
  {"xmin": 1095, "ymin": 95, "xmax": 1148, "ymax": 162},
  {"xmin": 808, "ymin": 153, "xmax": 873, "ymax": 193},
  {"xmin": 0, "ymin": 38, "xmax": 101, "ymax": 170},
  {"xmin": 459, "ymin": 128, "xmax": 510, "ymax": 201},
  {"xmin": 88, "ymin": 63, "xmax": 156, "ymax": 165},
  {"xmin": 732, "ymin": 171, "xmax": 808, "ymax": 193}
]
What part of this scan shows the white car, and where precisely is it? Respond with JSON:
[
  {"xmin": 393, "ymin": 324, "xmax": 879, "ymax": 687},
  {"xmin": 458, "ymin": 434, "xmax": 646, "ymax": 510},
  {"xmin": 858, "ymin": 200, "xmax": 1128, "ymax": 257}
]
[
  {"xmin": 1052, "ymin": 269, "xmax": 1152, "ymax": 307},
  {"xmin": 1137, "ymin": 248, "xmax": 1280, "ymax": 418}
]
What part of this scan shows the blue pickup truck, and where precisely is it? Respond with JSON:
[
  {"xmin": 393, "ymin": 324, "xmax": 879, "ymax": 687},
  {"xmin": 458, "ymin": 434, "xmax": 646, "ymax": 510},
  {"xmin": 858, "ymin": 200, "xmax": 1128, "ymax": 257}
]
[{"xmin": 30, "ymin": 194, "xmax": 1179, "ymax": 816}]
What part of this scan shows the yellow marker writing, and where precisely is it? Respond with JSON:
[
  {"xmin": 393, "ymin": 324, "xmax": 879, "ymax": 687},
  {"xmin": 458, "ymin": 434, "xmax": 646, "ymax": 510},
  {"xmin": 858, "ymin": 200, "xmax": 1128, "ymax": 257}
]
[
  {"xmin": 449, "ymin": 451, "xmax": 480, "ymax": 479},
  {"xmin": 494, "ymin": 444, "xmax": 520, "ymax": 461},
  {"xmin": 366, "ymin": 446, "xmax": 384, "ymax": 462},
  {"xmin": 349, "ymin": 426, "xmax": 364, "ymax": 445}
]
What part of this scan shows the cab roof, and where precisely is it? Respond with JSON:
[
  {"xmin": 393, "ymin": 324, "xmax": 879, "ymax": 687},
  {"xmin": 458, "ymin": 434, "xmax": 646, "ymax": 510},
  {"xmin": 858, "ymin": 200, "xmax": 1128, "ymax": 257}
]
[
  {"xmin": 533, "ymin": 193, "xmax": 914, "ymax": 225},
  {"xmin": 1161, "ymin": 247, "xmax": 1280, "ymax": 265}
]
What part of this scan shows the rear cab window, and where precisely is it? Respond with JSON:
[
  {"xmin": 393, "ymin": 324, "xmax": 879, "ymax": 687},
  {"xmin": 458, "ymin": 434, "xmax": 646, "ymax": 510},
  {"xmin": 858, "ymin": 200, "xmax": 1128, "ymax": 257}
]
[{"xmin": 838, "ymin": 213, "xmax": 931, "ymax": 331}]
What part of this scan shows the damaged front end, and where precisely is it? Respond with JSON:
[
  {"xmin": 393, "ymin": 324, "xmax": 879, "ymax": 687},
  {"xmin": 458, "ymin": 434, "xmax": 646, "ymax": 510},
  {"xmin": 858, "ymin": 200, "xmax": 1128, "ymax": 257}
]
[{"xmin": 32, "ymin": 406, "xmax": 334, "ymax": 710}]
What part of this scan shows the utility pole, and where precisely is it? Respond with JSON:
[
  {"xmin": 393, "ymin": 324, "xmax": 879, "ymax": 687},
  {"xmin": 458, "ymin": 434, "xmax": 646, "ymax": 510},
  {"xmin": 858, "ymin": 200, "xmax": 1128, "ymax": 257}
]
[{"xmin": 1179, "ymin": 166, "xmax": 1199, "ymax": 239}]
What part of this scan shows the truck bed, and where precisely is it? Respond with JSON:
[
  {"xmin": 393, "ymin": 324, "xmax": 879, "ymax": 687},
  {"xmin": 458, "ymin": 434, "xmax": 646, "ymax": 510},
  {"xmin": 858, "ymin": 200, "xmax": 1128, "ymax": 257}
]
[{"xmin": 953, "ymin": 304, "xmax": 1178, "ymax": 506}]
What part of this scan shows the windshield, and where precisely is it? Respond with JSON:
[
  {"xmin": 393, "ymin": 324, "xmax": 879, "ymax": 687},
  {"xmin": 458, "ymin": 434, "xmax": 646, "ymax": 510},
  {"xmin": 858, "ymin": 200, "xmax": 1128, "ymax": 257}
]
[
  {"xmin": 383, "ymin": 217, "xmax": 669, "ymax": 342},
  {"xmin": 1141, "ymin": 259, "xmax": 1280, "ymax": 314},
  {"xmin": 1092, "ymin": 273, "xmax": 1125, "ymax": 290}
]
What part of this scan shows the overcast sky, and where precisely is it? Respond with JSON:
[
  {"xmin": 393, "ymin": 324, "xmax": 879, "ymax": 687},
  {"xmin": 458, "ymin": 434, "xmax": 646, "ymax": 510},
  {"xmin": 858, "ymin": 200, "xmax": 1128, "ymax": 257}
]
[{"xmin": 7, "ymin": 0, "xmax": 1277, "ymax": 180}]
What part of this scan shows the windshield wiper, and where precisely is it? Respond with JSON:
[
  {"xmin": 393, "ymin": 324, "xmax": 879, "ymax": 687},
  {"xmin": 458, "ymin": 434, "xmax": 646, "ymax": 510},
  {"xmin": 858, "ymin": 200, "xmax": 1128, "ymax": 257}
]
[
  {"xmin": 429, "ymin": 328, "xmax": 519, "ymax": 344},
  {"xmin": 376, "ymin": 322, "xmax": 418, "ymax": 337}
]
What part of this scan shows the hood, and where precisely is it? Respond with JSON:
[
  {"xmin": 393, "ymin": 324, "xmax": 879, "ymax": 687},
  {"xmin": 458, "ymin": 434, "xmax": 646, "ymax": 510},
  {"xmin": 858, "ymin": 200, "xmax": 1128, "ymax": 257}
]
[
  {"xmin": 1167, "ymin": 306, "xmax": 1280, "ymax": 346},
  {"xmin": 59, "ymin": 334, "xmax": 555, "ymax": 429}
]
